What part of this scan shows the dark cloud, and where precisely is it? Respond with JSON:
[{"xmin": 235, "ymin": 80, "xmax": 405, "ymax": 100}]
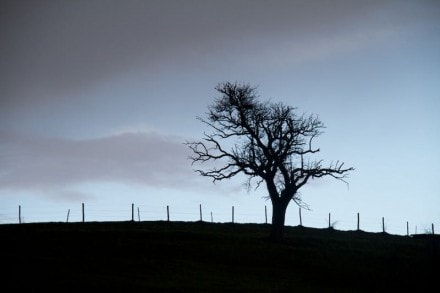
[
  {"xmin": 1, "ymin": 0, "xmax": 393, "ymax": 109},
  {"xmin": 0, "ymin": 131, "xmax": 197, "ymax": 191},
  {"xmin": 2, "ymin": 0, "xmax": 437, "ymax": 138}
]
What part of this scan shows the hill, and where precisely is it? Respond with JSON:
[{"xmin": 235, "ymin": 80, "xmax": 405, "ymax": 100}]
[{"xmin": 1, "ymin": 221, "xmax": 438, "ymax": 291}]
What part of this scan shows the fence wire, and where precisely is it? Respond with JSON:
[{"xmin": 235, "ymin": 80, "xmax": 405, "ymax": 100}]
[{"xmin": 0, "ymin": 203, "xmax": 437, "ymax": 236}]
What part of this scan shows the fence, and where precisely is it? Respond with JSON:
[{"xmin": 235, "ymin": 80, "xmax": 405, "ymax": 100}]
[{"xmin": 1, "ymin": 203, "xmax": 438, "ymax": 236}]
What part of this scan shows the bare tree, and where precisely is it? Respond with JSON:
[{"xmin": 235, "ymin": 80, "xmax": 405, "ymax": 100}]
[{"xmin": 186, "ymin": 82, "xmax": 353, "ymax": 240}]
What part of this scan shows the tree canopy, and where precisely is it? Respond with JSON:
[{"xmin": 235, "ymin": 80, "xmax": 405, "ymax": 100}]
[{"xmin": 187, "ymin": 82, "xmax": 353, "ymax": 240}]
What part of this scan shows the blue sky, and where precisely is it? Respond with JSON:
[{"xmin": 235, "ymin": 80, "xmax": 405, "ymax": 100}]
[{"xmin": 1, "ymin": 0, "xmax": 439, "ymax": 234}]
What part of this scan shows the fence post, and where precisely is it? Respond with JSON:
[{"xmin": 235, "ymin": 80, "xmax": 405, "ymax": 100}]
[
  {"xmin": 131, "ymin": 203, "xmax": 134, "ymax": 222},
  {"xmin": 432, "ymin": 223, "xmax": 435, "ymax": 235},
  {"xmin": 167, "ymin": 205, "xmax": 170, "ymax": 222},
  {"xmin": 66, "ymin": 209, "xmax": 70, "ymax": 223},
  {"xmin": 382, "ymin": 217, "xmax": 385, "ymax": 233},
  {"xmin": 82, "ymin": 203, "xmax": 85, "ymax": 223},
  {"xmin": 19, "ymin": 205, "xmax": 21, "ymax": 224},
  {"xmin": 137, "ymin": 207, "xmax": 140, "ymax": 222},
  {"xmin": 357, "ymin": 213, "xmax": 360, "ymax": 231},
  {"xmin": 299, "ymin": 208, "xmax": 302, "ymax": 226},
  {"xmin": 199, "ymin": 204, "xmax": 202, "ymax": 221},
  {"xmin": 232, "ymin": 206, "xmax": 234, "ymax": 223},
  {"xmin": 265, "ymin": 206, "xmax": 268, "ymax": 224},
  {"xmin": 211, "ymin": 212, "xmax": 213, "ymax": 223},
  {"xmin": 407, "ymin": 221, "xmax": 409, "ymax": 236},
  {"xmin": 328, "ymin": 213, "xmax": 331, "ymax": 228}
]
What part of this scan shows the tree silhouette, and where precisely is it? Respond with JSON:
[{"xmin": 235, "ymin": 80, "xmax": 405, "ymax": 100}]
[{"xmin": 186, "ymin": 82, "xmax": 353, "ymax": 240}]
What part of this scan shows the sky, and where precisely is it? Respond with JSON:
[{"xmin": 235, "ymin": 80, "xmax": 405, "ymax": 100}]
[{"xmin": 1, "ymin": 0, "xmax": 439, "ymax": 234}]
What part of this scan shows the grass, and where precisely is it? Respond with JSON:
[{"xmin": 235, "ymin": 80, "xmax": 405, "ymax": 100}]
[{"xmin": 1, "ymin": 221, "xmax": 438, "ymax": 292}]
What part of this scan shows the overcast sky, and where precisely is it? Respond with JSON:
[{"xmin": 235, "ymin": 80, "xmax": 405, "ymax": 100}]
[{"xmin": 1, "ymin": 0, "xmax": 439, "ymax": 233}]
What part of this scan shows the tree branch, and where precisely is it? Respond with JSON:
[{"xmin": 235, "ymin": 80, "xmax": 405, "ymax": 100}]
[{"xmin": 186, "ymin": 82, "xmax": 354, "ymax": 203}]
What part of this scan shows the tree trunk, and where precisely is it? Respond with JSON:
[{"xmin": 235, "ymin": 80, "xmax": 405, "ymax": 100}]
[{"xmin": 270, "ymin": 200, "xmax": 288, "ymax": 242}]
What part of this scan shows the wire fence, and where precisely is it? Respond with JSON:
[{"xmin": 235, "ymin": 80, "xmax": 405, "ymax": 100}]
[{"xmin": 0, "ymin": 202, "xmax": 438, "ymax": 236}]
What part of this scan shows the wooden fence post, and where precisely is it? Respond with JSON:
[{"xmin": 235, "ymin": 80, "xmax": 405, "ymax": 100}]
[
  {"xmin": 19, "ymin": 205, "xmax": 21, "ymax": 224},
  {"xmin": 407, "ymin": 221, "xmax": 409, "ymax": 236},
  {"xmin": 66, "ymin": 209, "xmax": 70, "ymax": 223},
  {"xmin": 299, "ymin": 208, "xmax": 302, "ymax": 226},
  {"xmin": 382, "ymin": 217, "xmax": 385, "ymax": 233},
  {"xmin": 211, "ymin": 212, "xmax": 213, "ymax": 223},
  {"xmin": 199, "ymin": 204, "xmax": 202, "ymax": 221},
  {"xmin": 131, "ymin": 203, "xmax": 134, "ymax": 222},
  {"xmin": 82, "ymin": 203, "xmax": 85, "ymax": 223},
  {"xmin": 232, "ymin": 206, "xmax": 234, "ymax": 223},
  {"xmin": 432, "ymin": 223, "xmax": 435, "ymax": 235},
  {"xmin": 167, "ymin": 205, "xmax": 170, "ymax": 222},
  {"xmin": 265, "ymin": 206, "xmax": 268, "ymax": 224},
  {"xmin": 137, "ymin": 207, "xmax": 140, "ymax": 222},
  {"xmin": 328, "ymin": 213, "xmax": 331, "ymax": 228},
  {"xmin": 357, "ymin": 213, "xmax": 360, "ymax": 231}
]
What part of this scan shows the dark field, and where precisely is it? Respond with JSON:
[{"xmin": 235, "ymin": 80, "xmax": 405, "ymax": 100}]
[{"xmin": 1, "ymin": 221, "xmax": 438, "ymax": 292}]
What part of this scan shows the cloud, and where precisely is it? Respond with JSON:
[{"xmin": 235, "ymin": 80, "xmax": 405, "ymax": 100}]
[
  {"xmin": 235, "ymin": 26, "xmax": 396, "ymax": 71},
  {"xmin": 2, "ymin": 0, "xmax": 436, "ymax": 139},
  {"xmin": 0, "ymin": 131, "xmax": 198, "ymax": 193},
  {"xmin": 1, "ymin": 0, "xmax": 410, "ymax": 109}
]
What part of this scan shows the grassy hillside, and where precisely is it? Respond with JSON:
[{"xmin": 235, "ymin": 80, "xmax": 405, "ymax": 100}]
[{"xmin": 1, "ymin": 221, "xmax": 438, "ymax": 292}]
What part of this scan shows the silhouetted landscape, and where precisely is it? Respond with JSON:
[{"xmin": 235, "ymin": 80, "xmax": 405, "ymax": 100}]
[
  {"xmin": 2, "ymin": 221, "xmax": 438, "ymax": 291},
  {"xmin": 2, "ymin": 5, "xmax": 439, "ymax": 290}
]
